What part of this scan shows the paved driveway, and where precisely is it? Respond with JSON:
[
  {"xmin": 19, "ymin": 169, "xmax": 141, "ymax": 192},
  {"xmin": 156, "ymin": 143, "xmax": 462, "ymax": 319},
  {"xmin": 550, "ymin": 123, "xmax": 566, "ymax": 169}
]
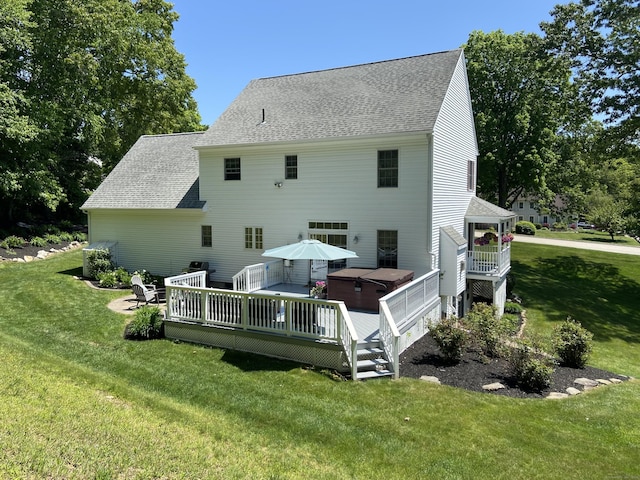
[{"xmin": 514, "ymin": 234, "xmax": 640, "ymax": 256}]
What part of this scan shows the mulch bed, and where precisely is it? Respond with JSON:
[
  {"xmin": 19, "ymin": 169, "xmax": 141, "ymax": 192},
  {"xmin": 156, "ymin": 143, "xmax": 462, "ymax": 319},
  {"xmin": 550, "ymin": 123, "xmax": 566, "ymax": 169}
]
[
  {"xmin": 399, "ymin": 333, "xmax": 630, "ymax": 399},
  {"xmin": 0, "ymin": 241, "xmax": 75, "ymax": 261}
]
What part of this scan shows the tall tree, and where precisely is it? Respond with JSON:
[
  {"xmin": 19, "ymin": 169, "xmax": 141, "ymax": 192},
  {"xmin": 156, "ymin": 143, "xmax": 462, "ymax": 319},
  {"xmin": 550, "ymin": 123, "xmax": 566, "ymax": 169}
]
[
  {"xmin": 0, "ymin": 0, "xmax": 203, "ymax": 226},
  {"xmin": 541, "ymin": 0, "xmax": 640, "ymax": 145},
  {"xmin": 464, "ymin": 30, "xmax": 579, "ymax": 208}
]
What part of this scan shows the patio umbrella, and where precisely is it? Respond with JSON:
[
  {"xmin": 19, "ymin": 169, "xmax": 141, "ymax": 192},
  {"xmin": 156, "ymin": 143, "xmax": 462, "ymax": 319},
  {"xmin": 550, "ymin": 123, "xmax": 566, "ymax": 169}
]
[{"xmin": 262, "ymin": 239, "xmax": 358, "ymax": 287}]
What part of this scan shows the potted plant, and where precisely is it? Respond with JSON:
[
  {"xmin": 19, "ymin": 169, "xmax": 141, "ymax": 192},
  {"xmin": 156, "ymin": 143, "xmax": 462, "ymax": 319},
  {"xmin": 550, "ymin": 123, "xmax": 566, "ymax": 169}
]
[{"xmin": 310, "ymin": 280, "xmax": 327, "ymax": 298}]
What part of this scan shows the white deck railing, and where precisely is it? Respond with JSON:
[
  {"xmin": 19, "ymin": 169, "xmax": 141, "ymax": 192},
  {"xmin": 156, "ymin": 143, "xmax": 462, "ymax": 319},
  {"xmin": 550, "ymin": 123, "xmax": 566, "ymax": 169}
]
[
  {"xmin": 164, "ymin": 282, "xmax": 352, "ymax": 344},
  {"xmin": 467, "ymin": 243, "xmax": 511, "ymax": 275},
  {"xmin": 378, "ymin": 270, "xmax": 440, "ymax": 379},
  {"xmin": 233, "ymin": 260, "xmax": 283, "ymax": 292}
]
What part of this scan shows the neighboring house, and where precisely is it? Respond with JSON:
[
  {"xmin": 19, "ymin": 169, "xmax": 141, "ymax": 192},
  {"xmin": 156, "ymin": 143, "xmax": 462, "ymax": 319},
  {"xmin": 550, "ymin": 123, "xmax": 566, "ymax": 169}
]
[
  {"xmin": 82, "ymin": 50, "xmax": 515, "ymax": 377},
  {"xmin": 510, "ymin": 196, "xmax": 563, "ymax": 227}
]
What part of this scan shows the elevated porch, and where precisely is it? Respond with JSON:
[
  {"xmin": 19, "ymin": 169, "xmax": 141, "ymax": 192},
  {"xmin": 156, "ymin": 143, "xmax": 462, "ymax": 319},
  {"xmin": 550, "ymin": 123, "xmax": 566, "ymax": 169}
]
[{"xmin": 164, "ymin": 265, "xmax": 441, "ymax": 380}]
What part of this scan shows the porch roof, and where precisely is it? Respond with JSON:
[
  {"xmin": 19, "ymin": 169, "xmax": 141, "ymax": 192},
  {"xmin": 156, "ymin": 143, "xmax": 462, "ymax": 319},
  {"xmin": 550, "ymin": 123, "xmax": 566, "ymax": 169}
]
[{"xmin": 465, "ymin": 197, "xmax": 517, "ymax": 223}]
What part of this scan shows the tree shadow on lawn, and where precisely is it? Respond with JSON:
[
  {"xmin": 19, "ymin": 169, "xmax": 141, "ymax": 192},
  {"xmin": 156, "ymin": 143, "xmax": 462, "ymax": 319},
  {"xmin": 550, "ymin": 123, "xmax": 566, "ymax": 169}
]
[{"xmin": 511, "ymin": 255, "xmax": 640, "ymax": 344}]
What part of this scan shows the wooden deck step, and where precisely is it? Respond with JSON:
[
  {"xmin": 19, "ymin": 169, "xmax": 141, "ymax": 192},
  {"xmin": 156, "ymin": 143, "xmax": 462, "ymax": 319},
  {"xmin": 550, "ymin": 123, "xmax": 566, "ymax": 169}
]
[
  {"xmin": 357, "ymin": 347, "xmax": 384, "ymax": 357},
  {"xmin": 357, "ymin": 369, "xmax": 393, "ymax": 379},
  {"xmin": 357, "ymin": 358, "xmax": 389, "ymax": 369}
]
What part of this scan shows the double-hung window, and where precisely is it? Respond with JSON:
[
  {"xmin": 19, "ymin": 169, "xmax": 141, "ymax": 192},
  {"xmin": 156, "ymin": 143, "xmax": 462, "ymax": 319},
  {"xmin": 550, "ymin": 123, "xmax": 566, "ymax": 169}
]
[
  {"xmin": 201, "ymin": 225, "xmax": 212, "ymax": 247},
  {"xmin": 285, "ymin": 155, "xmax": 298, "ymax": 180},
  {"xmin": 377, "ymin": 230, "xmax": 398, "ymax": 268},
  {"xmin": 378, "ymin": 150, "xmax": 398, "ymax": 188},
  {"xmin": 224, "ymin": 158, "xmax": 241, "ymax": 181}
]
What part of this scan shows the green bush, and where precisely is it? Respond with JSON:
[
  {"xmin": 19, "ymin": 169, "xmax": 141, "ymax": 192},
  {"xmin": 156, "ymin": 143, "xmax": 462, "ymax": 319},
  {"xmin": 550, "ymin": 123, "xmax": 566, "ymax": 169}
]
[
  {"xmin": 87, "ymin": 249, "xmax": 114, "ymax": 279},
  {"xmin": 1, "ymin": 235, "xmax": 25, "ymax": 249},
  {"xmin": 553, "ymin": 222, "xmax": 567, "ymax": 230},
  {"xmin": 464, "ymin": 303, "xmax": 505, "ymax": 358},
  {"xmin": 73, "ymin": 231, "xmax": 87, "ymax": 242},
  {"xmin": 29, "ymin": 236, "xmax": 48, "ymax": 248},
  {"xmin": 58, "ymin": 231, "xmax": 74, "ymax": 242},
  {"xmin": 115, "ymin": 267, "xmax": 132, "ymax": 286},
  {"xmin": 430, "ymin": 317, "xmax": 469, "ymax": 364},
  {"xmin": 124, "ymin": 306, "xmax": 164, "ymax": 340},
  {"xmin": 97, "ymin": 271, "xmax": 118, "ymax": 288},
  {"xmin": 509, "ymin": 338, "xmax": 554, "ymax": 392},
  {"xmin": 504, "ymin": 301, "xmax": 523, "ymax": 314},
  {"xmin": 552, "ymin": 317, "xmax": 593, "ymax": 368},
  {"xmin": 501, "ymin": 313, "xmax": 521, "ymax": 336},
  {"xmin": 515, "ymin": 221, "xmax": 536, "ymax": 235},
  {"xmin": 43, "ymin": 233, "xmax": 61, "ymax": 244}
]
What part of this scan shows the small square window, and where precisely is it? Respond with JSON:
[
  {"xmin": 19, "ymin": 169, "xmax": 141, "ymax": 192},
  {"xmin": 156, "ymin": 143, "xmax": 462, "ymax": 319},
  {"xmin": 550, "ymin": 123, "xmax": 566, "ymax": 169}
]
[
  {"xmin": 225, "ymin": 158, "xmax": 241, "ymax": 181},
  {"xmin": 285, "ymin": 155, "xmax": 298, "ymax": 179},
  {"xmin": 201, "ymin": 225, "xmax": 212, "ymax": 247}
]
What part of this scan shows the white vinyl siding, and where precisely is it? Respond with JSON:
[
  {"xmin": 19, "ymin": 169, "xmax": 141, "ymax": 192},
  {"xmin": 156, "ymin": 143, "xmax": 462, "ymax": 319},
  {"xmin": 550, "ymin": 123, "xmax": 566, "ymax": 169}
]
[
  {"xmin": 197, "ymin": 134, "xmax": 432, "ymax": 284},
  {"xmin": 431, "ymin": 53, "xmax": 478, "ymax": 262}
]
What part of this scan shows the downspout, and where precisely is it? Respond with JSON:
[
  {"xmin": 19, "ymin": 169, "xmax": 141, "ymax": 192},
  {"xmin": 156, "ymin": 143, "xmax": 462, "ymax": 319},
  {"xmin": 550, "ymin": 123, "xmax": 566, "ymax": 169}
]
[{"xmin": 426, "ymin": 133, "xmax": 434, "ymax": 268}]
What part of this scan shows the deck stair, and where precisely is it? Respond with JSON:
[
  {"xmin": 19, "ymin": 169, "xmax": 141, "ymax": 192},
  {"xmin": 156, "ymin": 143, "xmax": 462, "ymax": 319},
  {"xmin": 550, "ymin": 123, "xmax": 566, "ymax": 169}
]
[{"xmin": 354, "ymin": 341, "xmax": 393, "ymax": 379}]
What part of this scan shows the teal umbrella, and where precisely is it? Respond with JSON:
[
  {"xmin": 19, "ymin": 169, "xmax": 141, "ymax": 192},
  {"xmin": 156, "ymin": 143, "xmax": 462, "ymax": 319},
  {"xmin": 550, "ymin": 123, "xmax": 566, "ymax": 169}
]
[{"xmin": 262, "ymin": 240, "xmax": 358, "ymax": 288}]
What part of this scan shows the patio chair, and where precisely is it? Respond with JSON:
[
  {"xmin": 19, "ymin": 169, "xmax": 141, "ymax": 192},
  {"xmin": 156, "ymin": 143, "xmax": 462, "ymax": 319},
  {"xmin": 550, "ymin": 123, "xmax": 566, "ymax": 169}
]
[{"xmin": 131, "ymin": 275, "xmax": 159, "ymax": 307}]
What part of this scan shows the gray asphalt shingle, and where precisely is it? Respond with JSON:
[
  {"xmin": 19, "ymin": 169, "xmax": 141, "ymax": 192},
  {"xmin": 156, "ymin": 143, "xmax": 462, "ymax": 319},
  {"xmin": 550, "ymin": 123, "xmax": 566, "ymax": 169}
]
[
  {"xmin": 81, "ymin": 132, "xmax": 205, "ymax": 210},
  {"xmin": 197, "ymin": 49, "xmax": 462, "ymax": 147}
]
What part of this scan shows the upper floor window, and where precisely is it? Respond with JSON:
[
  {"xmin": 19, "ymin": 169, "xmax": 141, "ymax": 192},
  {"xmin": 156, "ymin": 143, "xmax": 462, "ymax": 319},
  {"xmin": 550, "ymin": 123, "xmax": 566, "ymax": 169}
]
[
  {"xmin": 244, "ymin": 227, "xmax": 263, "ymax": 249},
  {"xmin": 285, "ymin": 155, "xmax": 298, "ymax": 179},
  {"xmin": 377, "ymin": 230, "xmax": 398, "ymax": 268},
  {"xmin": 467, "ymin": 159, "xmax": 476, "ymax": 190},
  {"xmin": 378, "ymin": 150, "xmax": 398, "ymax": 188},
  {"xmin": 225, "ymin": 158, "xmax": 241, "ymax": 181},
  {"xmin": 201, "ymin": 225, "xmax": 212, "ymax": 247},
  {"xmin": 518, "ymin": 202, "xmax": 524, "ymax": 209}
]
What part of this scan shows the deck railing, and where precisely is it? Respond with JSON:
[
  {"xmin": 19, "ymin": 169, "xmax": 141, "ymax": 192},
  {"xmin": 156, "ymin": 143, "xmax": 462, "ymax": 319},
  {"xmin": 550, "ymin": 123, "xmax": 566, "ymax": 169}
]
[
  {"xmin": 232, "ymin": 260, "xmax": 283, "ymax": 292},
  {"xmin": 467, "ymin": 243, "xmax": 511, "ymax": 275},
  {"xmin": 378, "ymin": 270, "xmax": 440, "ymax": 379},
  {"xmin": 164, "ymin": 282, "xmax": 349, "ymax": 344}
]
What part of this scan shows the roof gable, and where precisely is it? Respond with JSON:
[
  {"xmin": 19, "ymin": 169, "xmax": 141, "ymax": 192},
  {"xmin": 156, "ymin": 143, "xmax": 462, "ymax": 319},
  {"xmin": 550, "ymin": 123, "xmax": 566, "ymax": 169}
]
[
  {"xmin": 81, "ymin": 132, "xmax": 205, "ymax": 210},
  {"xmin": 197, "ymin": 49, "xmax": 463, "ymax": 147}
]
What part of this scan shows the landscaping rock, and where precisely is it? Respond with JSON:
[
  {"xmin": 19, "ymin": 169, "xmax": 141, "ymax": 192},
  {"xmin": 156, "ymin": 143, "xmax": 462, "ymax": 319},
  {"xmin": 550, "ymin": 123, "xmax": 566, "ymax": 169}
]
[
  {"xmin": 482, "ymin": 382, "xmax": 506, "ymax": 391},
  {"xmin": 596, "ymin": 379, "xmax": 612, "ymax": 385},
  {"xmin": 566, "ymin": 387, "xmax": 581, "ymax": 396},
  {"xmin": 24, "ymin": 255, "xmax": 34, "ymax": 262},
  {"xmin": 420, "ymin": 375, "xmax": 441, "ymax": 384},
  {"xmin": 610, "ymin": 378, "xmax": 623, "ymax": 384},
  {"xmin": 546, "ymin": 392, "xmax": 569, "ymax": 399},
  {"xmin": 574, "ymin": 378, "xmax": 599, "ymax": 388}
]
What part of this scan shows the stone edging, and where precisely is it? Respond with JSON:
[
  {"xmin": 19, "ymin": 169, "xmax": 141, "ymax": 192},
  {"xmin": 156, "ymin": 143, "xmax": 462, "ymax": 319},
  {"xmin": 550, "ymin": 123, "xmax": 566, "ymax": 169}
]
[{"xmin": 0, "ymin": 241, "xmax": 86, "ymax": 263}]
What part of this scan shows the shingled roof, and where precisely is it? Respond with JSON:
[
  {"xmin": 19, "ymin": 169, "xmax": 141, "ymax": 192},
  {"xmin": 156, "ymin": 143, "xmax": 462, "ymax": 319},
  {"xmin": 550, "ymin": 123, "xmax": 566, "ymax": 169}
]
[
  {"xmin": 81, "ymin": 132, "xmax": 205, "ymax": 210},
  {"xmin": 197, "ymin": 49, "xmax": 463, "ymax": 147},
  {"xmin": 465, "ymin": 197, "xmax": 516, "ymax": 222}
]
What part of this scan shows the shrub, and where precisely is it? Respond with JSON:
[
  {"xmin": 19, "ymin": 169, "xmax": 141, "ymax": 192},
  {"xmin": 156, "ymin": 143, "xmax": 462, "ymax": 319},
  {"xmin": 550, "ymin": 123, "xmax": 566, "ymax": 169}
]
[
  {"xmin": 115, "ymin": 267, "xmax": 132, "ymax": 286},
  {"xmin": 1, "ymin": 235, "xmax": 25, "ymax": 249},
  {"xmin": 509, "ymin": 338, "xmax": 554, "ymax": 392},
  {"xmin": 73, "ymin": 231, "xmax": 87, "ymax": 242},
  {"xmin": 464, "ymin": 303, "xmax": 505, "ymax": 358},
  {"xmin": 534, "ymin": 223, "xmax": 542, "ymax": 230},
  {"xmin": 124, "ymin": 306, "xmax": 164, "ymax": 340},
  {"xmin": 30, "ymin": 236, "xmax": 48, "ymax": 248},
  {"xmin": 43, "ymin": 233, "xmax": 61, "ymax": 244},
  {"xmin": 87, "ymin": 249, "xmax": 114, "ymax": 279},
  {"xmin": 504, "ymin": 301, "xmax": 523, "ymax": 314},
  {"xmin": 552, "ymin": 317, "xmax": 593, "ymax": 368},
  {"xmin": 553, "ymin": 222, "xmax": 567, "ymax": 230},
  {"xmin": 430, "ymin": 317, "xmax": 469, "ymax": 363},
  {"xmin": 515, "ymin": 221, "xmax": 536, "ymax": 235},
  {"xmin": 501, "ymin": 313, "xmax": 521, "ymax": 336},
  {"xmin": 58, "ymin": 231, "xmax": 74, "ymax": 242},
  {"xmin": 97, "ymin": 271, "xmax": 118, "ymax": 288}
]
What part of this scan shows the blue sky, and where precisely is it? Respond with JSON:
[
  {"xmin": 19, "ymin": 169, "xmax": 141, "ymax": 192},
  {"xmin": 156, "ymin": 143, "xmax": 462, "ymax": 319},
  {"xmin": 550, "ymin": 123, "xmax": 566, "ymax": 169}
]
[{"xmin": 170, "ymin": 1, "xmax": 561, "ymax": 126}]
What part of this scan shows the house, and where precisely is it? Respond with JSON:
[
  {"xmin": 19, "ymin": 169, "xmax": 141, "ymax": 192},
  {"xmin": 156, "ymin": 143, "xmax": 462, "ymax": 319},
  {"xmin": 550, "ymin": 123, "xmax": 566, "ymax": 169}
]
[
  {"xmin": 82, "ymin": 49, "xmax": 515, "ymax": 378},
  {"xmin": 511, "ymin": 196, "xmax": 563, "ymax": 227}
]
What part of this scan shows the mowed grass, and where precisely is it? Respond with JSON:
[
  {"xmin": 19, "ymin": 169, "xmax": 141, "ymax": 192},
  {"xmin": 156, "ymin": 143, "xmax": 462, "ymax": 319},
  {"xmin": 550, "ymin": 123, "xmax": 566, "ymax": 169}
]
[
  {"xmin": 0, "ymin": 248, "xmax": 638, "ymax": 479},
  {"xmin": 533, "ymin": 228, "xmax": 640, "ymax": 246}
]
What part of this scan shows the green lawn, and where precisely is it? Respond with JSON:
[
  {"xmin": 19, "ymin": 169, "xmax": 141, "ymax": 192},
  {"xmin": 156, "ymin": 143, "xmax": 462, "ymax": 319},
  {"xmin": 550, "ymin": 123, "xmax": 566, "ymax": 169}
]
[
  {"xmin": 533, "ymin": 227, "xmax": 640, "ymax": 246},
  {"xmin": 0, "ymin": 248, "xmax": 638, "ymax": 479}
]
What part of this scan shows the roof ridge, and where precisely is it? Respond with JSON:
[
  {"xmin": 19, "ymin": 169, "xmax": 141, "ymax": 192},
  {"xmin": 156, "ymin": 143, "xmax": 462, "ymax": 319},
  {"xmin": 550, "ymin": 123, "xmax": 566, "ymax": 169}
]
[
  {"xmin": 256, "ymin": 49, "xmax": 462, "ymax": 81},
  {"xmin": 140, "ymin": 131, "xmax": 205, "ymax": 139}
]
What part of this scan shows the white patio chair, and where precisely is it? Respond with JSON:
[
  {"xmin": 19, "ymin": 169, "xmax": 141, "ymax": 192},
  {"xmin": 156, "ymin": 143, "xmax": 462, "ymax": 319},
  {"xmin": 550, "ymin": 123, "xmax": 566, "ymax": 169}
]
[{"xmin": 131, "ymin": 275, "xmax": 159, "ymax": 307}]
